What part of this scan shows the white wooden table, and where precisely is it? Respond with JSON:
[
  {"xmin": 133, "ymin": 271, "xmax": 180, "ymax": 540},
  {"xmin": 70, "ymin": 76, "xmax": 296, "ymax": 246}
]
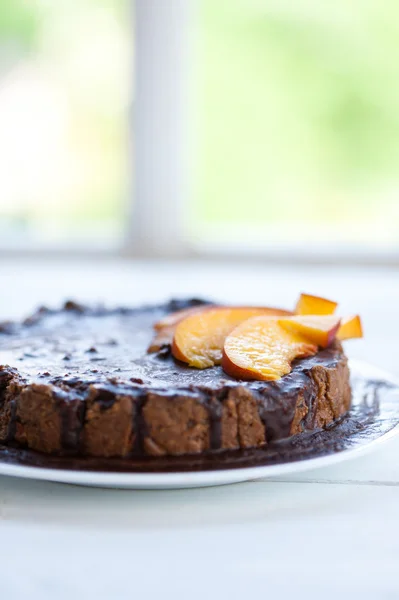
[{"xmin": 0, "ymin": 259, "xmax": 398, "ymax": 600}]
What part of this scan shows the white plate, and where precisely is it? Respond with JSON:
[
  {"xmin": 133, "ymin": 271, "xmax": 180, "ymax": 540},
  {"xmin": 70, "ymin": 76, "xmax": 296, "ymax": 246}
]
[{"xmin": 0, "ymin": 359, "xmax": 398, "ymax": 489}]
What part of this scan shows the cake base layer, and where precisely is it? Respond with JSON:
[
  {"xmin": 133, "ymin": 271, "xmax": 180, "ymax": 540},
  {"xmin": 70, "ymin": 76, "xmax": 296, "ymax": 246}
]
[{"xmin": 0, "ymin": 299, "xmax": 351, "ymax": 458}]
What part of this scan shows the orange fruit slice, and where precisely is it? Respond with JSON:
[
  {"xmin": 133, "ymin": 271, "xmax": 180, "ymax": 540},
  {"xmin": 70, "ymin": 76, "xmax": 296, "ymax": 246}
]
[
  {"xmin": 154, "ymin": 305, "xmax": 213, "ymax": 331},
  {"xmin": 148, "ymin": 305, "xmax": 214, "ymax": 353},
  {"xmin": 278, "ymin": 315, "xmax": 341, "ymax": 348},
  {"xmin": 295, "ymin": 293, "xmax": 338, "ymax": 316},
  {"xmin": 222, "ymin": 317, "xmax": 317, "ymax": 381},
  {"xmin": 337, "ymin": 315, "xmax": 363, "ymax": 340},
  {"xmin": 172, "ymin": 306, "xmax": 291, "ymax": 368}
]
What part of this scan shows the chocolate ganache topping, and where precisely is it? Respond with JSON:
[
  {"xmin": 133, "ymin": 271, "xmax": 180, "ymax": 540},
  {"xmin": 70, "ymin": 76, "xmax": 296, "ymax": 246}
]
[{"xmin": 0, "ymin": 299, "xmax": 351, "ymax": 459}]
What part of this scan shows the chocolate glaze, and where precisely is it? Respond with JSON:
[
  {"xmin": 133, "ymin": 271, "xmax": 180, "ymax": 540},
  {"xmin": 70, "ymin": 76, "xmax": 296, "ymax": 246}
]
[
  {"xmin": 0, "ymin": 299, "xmax": 340, "ymax": 389},
  {"xmin": 0, "ymin": 379, "xmax": 396, "ymax": 473},
  {"xmin": 0, "ymin": 298, "xmax": 349, "ymax": 458}
]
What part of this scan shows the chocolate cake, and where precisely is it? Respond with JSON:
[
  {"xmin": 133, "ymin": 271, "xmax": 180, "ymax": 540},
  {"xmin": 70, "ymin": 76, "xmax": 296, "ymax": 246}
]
[{"xmin": 0, "ymin": 299, "xmax": 351, "ymax": 459}]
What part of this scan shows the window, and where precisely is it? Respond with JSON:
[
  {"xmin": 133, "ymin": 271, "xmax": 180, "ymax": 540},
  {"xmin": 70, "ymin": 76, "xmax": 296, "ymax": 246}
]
[
  {"xmin": 0, "ymin": 0, "xmax": 130, "ymax": 248},
  {"xmin": 1, "ymin": 0, "xmax": 398, "ymax": 260},
  {"xmin": 191, "ymin": 0, "xmax": 399, "ymax": 258}
]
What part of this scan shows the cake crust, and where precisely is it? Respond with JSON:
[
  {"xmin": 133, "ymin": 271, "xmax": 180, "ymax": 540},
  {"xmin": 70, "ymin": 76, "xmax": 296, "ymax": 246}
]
[{"xmin": 0, "ymin": 300, "xmax": 351, "ymax": 458}]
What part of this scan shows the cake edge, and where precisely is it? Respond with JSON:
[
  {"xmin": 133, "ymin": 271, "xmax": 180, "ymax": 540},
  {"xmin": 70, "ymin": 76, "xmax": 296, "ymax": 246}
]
[{"xmin": 0, "ymin": 342, "xmax": 351, "ymax": 458}]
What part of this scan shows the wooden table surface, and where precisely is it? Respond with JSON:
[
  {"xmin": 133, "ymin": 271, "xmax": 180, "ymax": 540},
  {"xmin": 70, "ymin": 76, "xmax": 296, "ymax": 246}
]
[{"xmin": 0, "ymin": 259, "xmax": 398, "ymax": 600}]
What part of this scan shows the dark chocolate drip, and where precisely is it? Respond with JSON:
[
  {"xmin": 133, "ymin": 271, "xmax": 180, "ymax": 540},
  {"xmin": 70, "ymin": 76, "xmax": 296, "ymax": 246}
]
[
  {"xmin": 93, "ymin": 388, "xmax": 118, "ymax": 410},
  {"xmin": 208, "ymin": 392, "xmax": 224, "ymax": 450},
  {"xmin": 76, "ymin": 399, "xmax": 87, "ymax": 454},
  {"xmin": 255, "ymin": 390, "xmax": 269, "ymax": 442},
  {"xmin": 299, "ymin": 368, "xmax": 319, "ymax": 430},
  {"xmin": 357, "ymin": 378, "xmax": 393, "ymax": 415},
  {"xmin": 58, "ymin": 393, "xmax": 85, "ymax": 451},
  {"xmin": 0, "ymin": 376, "xmax": 396, "ymax": 473},
  {"xmin": 0, "ymin": 369, "xmax": 13, "ymax": 393},
  {"xmin": 0, "ymin": 369, "xmax": 17, "ymax": 442},
  {"xmin": 7, "ymin": 398, "xmax": 17, "ymax": 442},
  {"xmin": 133, "ymin": 394, "xmax": 147, "ymax": 455},
  {"xmin": 257, "ymin": 371, "xmax": 310, "ymax": 441}
]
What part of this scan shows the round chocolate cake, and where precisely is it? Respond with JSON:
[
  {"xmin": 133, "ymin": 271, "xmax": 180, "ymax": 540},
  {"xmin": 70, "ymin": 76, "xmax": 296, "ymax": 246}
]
[{"xmin": 0, "ymin": 299, "xmax": 351, "ymax": 459}]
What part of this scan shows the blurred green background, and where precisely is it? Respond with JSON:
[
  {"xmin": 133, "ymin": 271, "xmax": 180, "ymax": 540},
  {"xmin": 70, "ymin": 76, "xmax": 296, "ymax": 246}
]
[
  {"xmin": 0, "ymin": 0, "xmax": 129, "ymax": 242},
  {"xmin": 195, "ymin": 0, "xmax": 399, "ymax": 245},
  {"xmin": 0, "ymin": 0, "xmax": 398, "ymax": 245}
]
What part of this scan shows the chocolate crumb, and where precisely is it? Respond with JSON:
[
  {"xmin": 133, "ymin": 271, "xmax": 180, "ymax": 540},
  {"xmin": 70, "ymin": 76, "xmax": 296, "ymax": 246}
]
[{"xmin": 131, "ymin": 377, "xmax": 144, "ymax": 384}]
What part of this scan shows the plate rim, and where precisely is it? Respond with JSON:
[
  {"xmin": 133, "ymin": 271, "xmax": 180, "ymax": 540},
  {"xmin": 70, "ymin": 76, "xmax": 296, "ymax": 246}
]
[{"xmin": 0, "ymin": 359, "xmax": 398, "ymax": 488}]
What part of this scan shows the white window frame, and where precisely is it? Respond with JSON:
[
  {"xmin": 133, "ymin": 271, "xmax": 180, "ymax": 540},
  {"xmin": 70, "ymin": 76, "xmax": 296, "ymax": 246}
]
[{"xmin": 127, "ymin": 0, "xmax": 192, "ymax": 258}]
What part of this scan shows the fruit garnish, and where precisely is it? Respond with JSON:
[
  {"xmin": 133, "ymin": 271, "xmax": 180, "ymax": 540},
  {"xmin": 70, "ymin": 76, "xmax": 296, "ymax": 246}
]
[
  {"xmin": 148, "ymin": 305, "xmax": 214, "ymax": 352},
  {"xmin": 278, "ymin": 315, "xmax": 341, "ymax": 348},
  {"xmin": 172, "ymin": 306, "xmax": 292, "ymax": 368},
  {"xmin": 222, "ymin": 317, "xmax": 317, "ymax": 381},
  {"xmin": 295, "ymin": 293, "xmax": 338, "ymax": 316},
  {"xmin": 154, "ymin": 305, "xmax": 213, "ymax": 331},
  {"xmin": 337, "ymin": 315, "xmax": 363, "ymax": 340}
]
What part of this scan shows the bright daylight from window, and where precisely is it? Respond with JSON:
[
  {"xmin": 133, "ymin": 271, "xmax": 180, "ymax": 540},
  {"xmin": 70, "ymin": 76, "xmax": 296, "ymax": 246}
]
[
  {"xmin": 0, "ymin": 0, "xmax": 130, "ymax": 247},
  {"xmin": 193, "ymin": 0, "xmax": 399, "ymax": 253},
  {"xmin": 0, "ymin": 0, "xmax": 398, "ymax": 256}
]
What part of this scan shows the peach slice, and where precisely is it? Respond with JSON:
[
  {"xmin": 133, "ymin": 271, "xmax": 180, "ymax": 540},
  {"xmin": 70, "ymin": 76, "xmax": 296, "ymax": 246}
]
[
  {"xmin": 154, "ymin": 305, "xmax": 213, "ymax": 331},
  {"xmin": 337, "ymin": 315, "xmax": 363, "ymax": 340},
  {"xmin": 222, "ymin": 317, "xmax": 317, "ymax": 381},
  {"xmin": 278, "ymin": 315, "xmax": 341, "ymax": 348},
  {"xmin": 172, "ymin": 306, "xmax": 292, "ymax": 368},
  {"xmin": 295, "ymin": 293, "xmax": 338, "ymax": 316},
  {"xmin": 148, "ymin": 305, "xmax": 214, "ymax": 352}
]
